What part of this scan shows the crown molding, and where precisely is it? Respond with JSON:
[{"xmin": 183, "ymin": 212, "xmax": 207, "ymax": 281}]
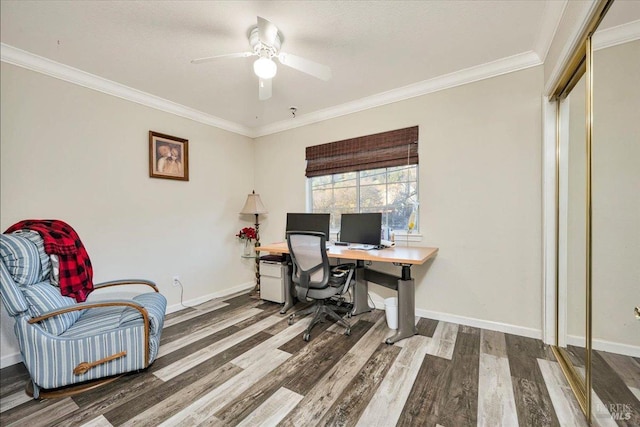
[
  {"xmin": 1, "ymin": 43, "xmax": 545, "ymax": 140},
  {"xmin": 253, "ymin": 50, "xmax": 542, "ymax": 137},
  {"xmin": 592, "ymin": 19, "xmax": 640, "ymax": 51},
  {"xmin": 0, "ymin": 43, "xmax": 254, "ymax": 137},
  {"xmin": 5, "ymin": 14, "xmax": 637, "ymax": 143}
]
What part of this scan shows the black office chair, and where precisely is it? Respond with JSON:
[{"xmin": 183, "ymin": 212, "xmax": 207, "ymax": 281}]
[{"xmin": 286, "ymin": 231, "xmax": 355, "ymax": 341}]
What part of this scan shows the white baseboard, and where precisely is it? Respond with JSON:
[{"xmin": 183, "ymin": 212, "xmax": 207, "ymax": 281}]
[
  {"xmin": 414, "ymin": 308, "xmax": 543, "ymax": 340},
  {"xmin": 165, "ymin": 281, "xmax": 254, "ymax": 314},
  {"xmin": 367, "ymin": 292, "xmax": 542, "ymax": 339},
  {"xmin": 1, "ymin": 352, "xmax": 23, "ymax": 370},
  {"xmin": 567, "ymin": 335, "xmax": 640, "ymax": 358},
  {"xmin": 0, "ymin": 282, "xmax": 255, "ymax": 369}
]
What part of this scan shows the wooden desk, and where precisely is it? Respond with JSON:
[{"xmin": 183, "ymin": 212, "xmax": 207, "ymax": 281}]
[
  {"xmin": 258, "ymin": 242, "xmax": 437, "ymax": 265},
  {"xmin": 258, "ymin": 242, "xmax": 438, "ymax": 344}
]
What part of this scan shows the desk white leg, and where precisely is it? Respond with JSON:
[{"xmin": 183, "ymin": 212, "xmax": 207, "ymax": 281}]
[{"xmin": 385, "ymin": 277, "xmax": 417, "ymax": 344}]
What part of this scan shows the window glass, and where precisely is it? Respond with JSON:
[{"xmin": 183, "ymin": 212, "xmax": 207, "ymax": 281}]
[{"xmin": 309, "ymin": 165, "xmax": 418, "ymax": 234}]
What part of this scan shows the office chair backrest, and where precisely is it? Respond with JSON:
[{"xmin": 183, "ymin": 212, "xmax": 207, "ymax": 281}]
[{"xmin": 286, "ymin": 231, "xmax": 330, "ymax": 290}]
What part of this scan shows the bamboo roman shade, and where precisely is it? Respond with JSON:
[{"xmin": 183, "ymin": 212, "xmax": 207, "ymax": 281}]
[{"xmin": 305, "ymin": 126, "xmax": 419, "ymax": 178}]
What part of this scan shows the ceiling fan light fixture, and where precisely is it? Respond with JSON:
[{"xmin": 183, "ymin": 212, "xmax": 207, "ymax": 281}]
[{"xmin": 253, "ymin": 57, "xmax": 277, "ymax": 79}]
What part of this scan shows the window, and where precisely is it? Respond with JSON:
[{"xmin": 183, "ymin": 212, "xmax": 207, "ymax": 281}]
[
  {"xmin": 308, "ymin": 164, "xmax": 418, "ymax": 233},
  {"xmin": 305, "ymin": 126, "xmax": 419, "ymax": 237}
]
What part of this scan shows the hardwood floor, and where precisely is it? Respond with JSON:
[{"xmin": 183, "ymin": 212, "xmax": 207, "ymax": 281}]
[{"xmin": 1, "ymin": 292, "xmax": 638, "ymax": 426}]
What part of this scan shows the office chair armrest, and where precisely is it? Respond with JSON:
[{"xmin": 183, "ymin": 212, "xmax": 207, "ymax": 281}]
[
  {"xmin": 331, "ymin": 263, "xmax": 356, "ymax": 277},
  {"xmin": 93, "ymin": 279, "xmax": 159, "ymax": 292},
  {"xmin": 333, "ymin": 263, "xmax": 356, "ymax": 268},
  {"xmin": 331, "ymin": 263, "xmax": 355, "ymax": 294}
]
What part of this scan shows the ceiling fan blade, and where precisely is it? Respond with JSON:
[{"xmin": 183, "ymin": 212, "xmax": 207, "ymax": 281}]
[
  {"xmin": 191, "ymin": 52, "xmax": 253, "ymax": 64},
  {"xmin": 277, "ymin": 52, "xmax": 332, "ymax": 81},
  {"xmin": 257, "ymin": 16, "xmax": 279, "ymax": 46},
  {"xmin": 259, "ymin": 78, "xmax": 272, "ymax": 101}
]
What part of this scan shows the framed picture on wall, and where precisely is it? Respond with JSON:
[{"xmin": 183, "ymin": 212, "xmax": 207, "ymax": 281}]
[{"xmin": 149, "ymin": 131, "xmax": 189, "ymax": 181}]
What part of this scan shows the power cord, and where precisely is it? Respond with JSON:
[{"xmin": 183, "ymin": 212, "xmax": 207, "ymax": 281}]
[
  {"xmin": 368, "ymin": 292, "xmax": 377, "ymax": 310},
  {"xmin": 174, "ymin": 278, "xmax": 195, "ymax": 309},
  {"xmin": 334, "ymin": 288, "xmax": 376, "ymax": 311}
]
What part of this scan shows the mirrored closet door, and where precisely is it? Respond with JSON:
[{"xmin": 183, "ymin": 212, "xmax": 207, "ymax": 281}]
[
  {"xmin": 557, "ymin": 70, "xmax": 588, "ymax": 389},
  {"xmin": 590, "ymin": 1, "xmax": 640, "ymax": 423},
  {"xmin": 552, "ymin": 0, "xmax": 640, "ymax": 423}
]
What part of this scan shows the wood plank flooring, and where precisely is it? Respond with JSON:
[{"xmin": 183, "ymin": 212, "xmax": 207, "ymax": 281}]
[{"xmin": 1, "ymin": 291, "xmax": 638, "ymax": 426}]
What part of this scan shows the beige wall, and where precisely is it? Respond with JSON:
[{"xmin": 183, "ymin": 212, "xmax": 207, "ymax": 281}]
[
  {"xmin": 592, "ymin": 40, "xmax": 640, "ymax": 349},
  {"xmin": 0, "ymin": 63, "xmax": 256, "ymax": 366},
  {"xmin": 255, "ymin": 66, "xmax": 544, "ymax": 335}
]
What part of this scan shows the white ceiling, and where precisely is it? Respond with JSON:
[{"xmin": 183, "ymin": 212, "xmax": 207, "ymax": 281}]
[{"xmin": 1, "ymin": 1, "xmax": 638, "ymax": 137}]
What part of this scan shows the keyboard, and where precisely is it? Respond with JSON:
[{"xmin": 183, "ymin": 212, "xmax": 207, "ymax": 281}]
[{"xmin": 349, "ymin": 244, "xmax": 376, "ymax": 251}]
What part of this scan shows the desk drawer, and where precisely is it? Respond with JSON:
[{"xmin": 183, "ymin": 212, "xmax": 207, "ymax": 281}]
[
  {"xmin": 260, "ymin": 262, "xmax": 285, "ymax": 303},
  {"xmin": 261, "ymin": 262, "xmax": 283, "ymax": 278}
]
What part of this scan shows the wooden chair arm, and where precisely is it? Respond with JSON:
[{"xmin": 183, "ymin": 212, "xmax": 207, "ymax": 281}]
[
  {"xmin": 93, "ymin": 279, "xmax": 159, "ymax": 292},
  {"xmin": 27, "ymin": 300, "xmax": 146, "ymax": 324},
  {"xmin": 74, "ymin": 351, "xmax": 127, "ymax": 375}
]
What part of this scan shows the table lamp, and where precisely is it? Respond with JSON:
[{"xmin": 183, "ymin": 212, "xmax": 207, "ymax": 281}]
[{"xmin": 240, "ymin": 190, "xmax": 268, "ymax": 294}]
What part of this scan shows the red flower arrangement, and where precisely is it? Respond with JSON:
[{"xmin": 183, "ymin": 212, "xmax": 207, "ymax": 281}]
[{"xmin": 236, "ymin": 227, "xmax": 257, "ymax": 241}]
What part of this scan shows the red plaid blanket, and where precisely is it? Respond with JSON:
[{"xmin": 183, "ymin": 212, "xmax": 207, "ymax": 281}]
[{"xmin": 5, "ymin": 220, "xmax": 93, "ymax": 302}]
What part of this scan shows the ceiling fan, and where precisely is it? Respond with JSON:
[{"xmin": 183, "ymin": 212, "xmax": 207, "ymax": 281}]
[{"xmin": 191, "ymin": 16, "xmax": 332, "ymax": 101}]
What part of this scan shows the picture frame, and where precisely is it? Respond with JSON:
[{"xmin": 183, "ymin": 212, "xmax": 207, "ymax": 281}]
[{"xmin": 149, "ymin": 131, "xmax": 189, "ymax": 181}]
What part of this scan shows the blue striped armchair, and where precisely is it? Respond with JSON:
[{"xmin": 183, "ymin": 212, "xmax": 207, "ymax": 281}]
[{"xmin": 0, "ymin": 231, "xmax": 167, "ymax": 399}]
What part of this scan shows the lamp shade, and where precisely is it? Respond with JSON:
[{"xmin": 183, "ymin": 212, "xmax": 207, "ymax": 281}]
[{"xmin": 240, "ymin": 191, "xmax": 268, "ymax": 215}]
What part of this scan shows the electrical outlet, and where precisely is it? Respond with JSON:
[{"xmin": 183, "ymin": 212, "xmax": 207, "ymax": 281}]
[{"xmin": 172, "ymin": 276, "xmax": 181, "ymax": 287}]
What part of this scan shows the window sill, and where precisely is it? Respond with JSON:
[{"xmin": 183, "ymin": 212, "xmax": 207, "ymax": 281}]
[
  {"xmin": 391, "ymin": 232, "xmax": 423, "ymax": 243},
  {"xmin": 330, "ymin": 231, "xmax": 423, "ymax": 243}
]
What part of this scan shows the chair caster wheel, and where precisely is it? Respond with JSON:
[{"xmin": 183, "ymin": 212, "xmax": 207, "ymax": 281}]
[
  {"xmin": 288, "ymin": 315, "xmax": 294, "ymax": 325},
  {"xmin": 345, "ymin": 328, "xmax": 351, "ymax": 336},
  {"xmin": 346, "ymin": 312, "xmax": 352, "ymax": 319},
  {"xmin": 303, "ymin": 333, "xmax": 311, "ymax": 342}
]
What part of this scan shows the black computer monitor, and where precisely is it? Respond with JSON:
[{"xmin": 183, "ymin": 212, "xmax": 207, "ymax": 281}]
[
  {"xmin": 286, "ymin": 213, "xmax": 331, "ymax": 239},
  {"xmin": 340, "ymin": 213, "xmax": 382, "ymax": 246}
]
